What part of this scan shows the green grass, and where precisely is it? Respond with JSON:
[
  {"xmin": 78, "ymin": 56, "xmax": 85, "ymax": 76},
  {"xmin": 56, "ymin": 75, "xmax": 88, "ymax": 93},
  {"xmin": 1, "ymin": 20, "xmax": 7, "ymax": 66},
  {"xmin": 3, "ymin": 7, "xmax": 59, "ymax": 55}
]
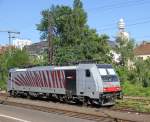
[
  {"xmin": 115, "ymin": 99, "xmax": 150, "ymax": 113},
  {"xmin": 114, "ymin": 82, "xmax": 150, "ymax": 113},
  {"xmin": 122, "ymin": 81, "xmax": 150, "ymax": 97}
]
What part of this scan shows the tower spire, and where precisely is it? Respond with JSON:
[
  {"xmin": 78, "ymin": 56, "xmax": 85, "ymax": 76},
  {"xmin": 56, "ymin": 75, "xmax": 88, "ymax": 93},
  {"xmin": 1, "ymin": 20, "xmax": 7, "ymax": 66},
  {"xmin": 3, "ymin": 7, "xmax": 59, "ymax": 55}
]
[
  {"xmin": 118, "ymin": 18, "xmax": 125, "ymax": 32},
  {"xmin": 117, "ymin": 18, "xmax": 129, "ymax": 40}
]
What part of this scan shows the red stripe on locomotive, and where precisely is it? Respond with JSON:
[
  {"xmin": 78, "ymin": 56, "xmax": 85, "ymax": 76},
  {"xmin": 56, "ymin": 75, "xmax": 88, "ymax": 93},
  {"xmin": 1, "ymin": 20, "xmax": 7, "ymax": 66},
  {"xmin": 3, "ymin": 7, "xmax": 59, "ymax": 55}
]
[{"xmin": 103, "ymin": 86, "xmax": 121, "ymax": 92}]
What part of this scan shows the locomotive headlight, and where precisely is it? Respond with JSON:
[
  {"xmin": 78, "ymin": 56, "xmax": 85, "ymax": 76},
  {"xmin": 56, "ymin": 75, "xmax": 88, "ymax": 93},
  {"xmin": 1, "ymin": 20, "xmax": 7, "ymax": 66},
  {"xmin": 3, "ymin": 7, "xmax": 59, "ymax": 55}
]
[
  {"xmin": 103, "ymin": 88, "xmax": 106, "ymax": 92},
  {"xmin": 116, "ymin": 87, "xmax": 121, "ymax": 90}
]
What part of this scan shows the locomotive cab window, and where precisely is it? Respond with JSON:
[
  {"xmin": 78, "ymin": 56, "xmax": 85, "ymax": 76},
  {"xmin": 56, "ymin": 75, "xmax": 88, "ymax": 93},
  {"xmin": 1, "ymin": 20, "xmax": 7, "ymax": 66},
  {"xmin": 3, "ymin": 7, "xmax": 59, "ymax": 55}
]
[
  {"xmin": 85, "ymin": 69, "xmax": 91, "ymax": 77},
  {"xmin": 9, "ymin": 72, "xmax": 11, "ymax": 80}
]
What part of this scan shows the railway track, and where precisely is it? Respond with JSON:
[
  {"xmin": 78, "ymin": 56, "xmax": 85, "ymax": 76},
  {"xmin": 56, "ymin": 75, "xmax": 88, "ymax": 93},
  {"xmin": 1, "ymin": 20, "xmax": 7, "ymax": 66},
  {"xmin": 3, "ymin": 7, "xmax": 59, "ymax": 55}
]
[
  {"xmin": 1, "ymin": 93, "xmax": 149, "ymax": 115},
  {"xmin": 0, "ymin": 95, "xmax": 144, "ymax": 122},
  {"xmin": 1, "ymin": 93, "xmax": 150, "ymax": 121},
  {"xmin": 1, "ymin": 92, "xmax": 149, "ymax": 101},
  {"xmin": 1, "ymin": 100, "xmax": 132, "ymax": 122},
  {"xmin": 123, "ymin": 96, "xmax": 150, "ymax": 101}
]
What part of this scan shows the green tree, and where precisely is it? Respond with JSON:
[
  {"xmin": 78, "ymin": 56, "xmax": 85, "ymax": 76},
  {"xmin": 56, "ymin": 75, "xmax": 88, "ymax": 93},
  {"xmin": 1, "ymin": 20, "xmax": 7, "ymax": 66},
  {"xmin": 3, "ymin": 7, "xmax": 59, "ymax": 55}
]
[
  {"xmin": 0, "ymin": 48, "xmax": 31, "ymax": 90},
  {"xmin": 6, "ymin": 49, "xmax": 30, "ymax": 68},
  {"xmin": 115, "ymin": 37, "xmax": 135, "ymax": 66},
  {"xmin": 37, "ymin": 0, "xmax": 112, "ymax": 65},
  {"xmin": 132, "ymin": 58, "xmax": 150, "ymax": 87},
  {"xmin": 114, "ymin": 37, "xmax": 135, "ymax": 85}
]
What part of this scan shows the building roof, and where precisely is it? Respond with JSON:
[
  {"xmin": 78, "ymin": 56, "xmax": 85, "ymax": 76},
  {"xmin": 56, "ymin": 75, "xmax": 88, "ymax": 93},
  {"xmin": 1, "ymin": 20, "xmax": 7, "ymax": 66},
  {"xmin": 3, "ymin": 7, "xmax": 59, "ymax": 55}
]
[
  {"xmin": 108, "ymin": 40, "xmax": 116, "ymax": 48},
  {"xmin": 24, "ymin": 40, "xmax": 117, "ymax": 57},
  {"xmin": 134, "ymin": 42, "xmax": 150, "ymax": 55},
  {"xmin": 24, "ymin": 41, "xmax": 48, "ymax": 55},
  {"xmin": 0, "ymin": 46, "xmax": 15, "ymax": 55}
]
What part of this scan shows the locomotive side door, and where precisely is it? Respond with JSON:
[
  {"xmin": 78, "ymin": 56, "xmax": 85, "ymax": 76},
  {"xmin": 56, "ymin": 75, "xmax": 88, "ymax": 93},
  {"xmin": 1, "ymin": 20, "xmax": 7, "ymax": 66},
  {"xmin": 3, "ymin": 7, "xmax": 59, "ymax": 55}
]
[
  {"xmin": 7, "ymin": 71, "xmax": 12, "ymax": 92},
  {"xmin": 76, "ymin": 67, "xmax": 85, "ymax": 96},
  {"xmin": 76, "ymin": 64, "xmax": 97, "ymax": 98},
  {"xmin": 65, "ymin": 70, "xmax": 76, "ymax": 96}
]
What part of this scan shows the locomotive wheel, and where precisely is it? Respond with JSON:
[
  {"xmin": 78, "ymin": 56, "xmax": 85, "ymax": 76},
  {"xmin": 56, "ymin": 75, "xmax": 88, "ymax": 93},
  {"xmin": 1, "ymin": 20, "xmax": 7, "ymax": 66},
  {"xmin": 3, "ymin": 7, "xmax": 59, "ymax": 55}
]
[
  {"xmin": 83, "ymin": 97, "xmax": 90, "ymax": 106},
  {"xmin": 27, "ymin": 95, "xmax": 30, "ymax": 99},
  {"xmin": 11, "ymin": 91, "xmax": 17, "ymax": 98}
]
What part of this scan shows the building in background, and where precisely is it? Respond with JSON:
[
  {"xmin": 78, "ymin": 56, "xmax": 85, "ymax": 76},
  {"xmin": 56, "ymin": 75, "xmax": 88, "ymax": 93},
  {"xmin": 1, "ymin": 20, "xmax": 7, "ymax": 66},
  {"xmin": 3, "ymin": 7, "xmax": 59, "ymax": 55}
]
[
  {"xmin": 110, "ymin": 18, "xmax": 131, "ymax": 63},
  {"xmin": 24, "ymin": 41, "xmax": 48, "ymax": 60},
  {"xmin": 13, "ymin": 39, "xmax": 32, "ymax": 50},
  {"xmin": 117, "ymin": 18, "xmax": 130, "ymax": 40},
  {"xmin": 107, "ymin": 41, "xmax": 120, "ymax": 63},
  {"xmin": 0, "ymin": 45, "xmax": 15, "ymax": 55},
  {"xmin": 110, "ymin": 18, "xmax": 129, "ymax": 63},
  {"xmin": 134, "ymin": 41, "xmax": 150, "ymax": 60}
]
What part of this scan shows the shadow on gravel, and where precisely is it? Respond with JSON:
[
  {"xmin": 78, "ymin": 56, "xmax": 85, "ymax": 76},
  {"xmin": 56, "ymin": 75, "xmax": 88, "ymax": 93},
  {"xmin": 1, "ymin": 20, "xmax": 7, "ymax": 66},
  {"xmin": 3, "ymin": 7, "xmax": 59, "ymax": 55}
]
[{"xmin": 11, "ymin": 95, "xmax": 115, "ymax": 109}]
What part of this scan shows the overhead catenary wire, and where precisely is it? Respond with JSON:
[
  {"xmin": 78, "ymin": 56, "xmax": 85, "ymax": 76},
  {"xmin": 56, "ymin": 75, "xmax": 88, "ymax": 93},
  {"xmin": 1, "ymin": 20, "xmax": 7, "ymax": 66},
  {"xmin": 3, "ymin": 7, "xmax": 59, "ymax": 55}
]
[
  {"xmin": 98, "ymin": 18, "xmax": 150, "ymax": 31},
  {"xmin": 86, "ymin": 0, "xmax": 150, "ymax": 12},
  {"xmin": 83, "ymin": 0, "xmax": 150, "ymax": 33},
  {"xmin": 99, "ymin": 16, "xmax": 150, "ymax": 28},
  {"xmin": 84, "ymin": 0, "xmax": 150, "ymax": 36},
  {"xmin": 0, "ymin": 30, "xmax": 20, "ymax": 45},
  {"xmin": 92, "ymin": 0, "xmax": 142, "ymax": 9}
]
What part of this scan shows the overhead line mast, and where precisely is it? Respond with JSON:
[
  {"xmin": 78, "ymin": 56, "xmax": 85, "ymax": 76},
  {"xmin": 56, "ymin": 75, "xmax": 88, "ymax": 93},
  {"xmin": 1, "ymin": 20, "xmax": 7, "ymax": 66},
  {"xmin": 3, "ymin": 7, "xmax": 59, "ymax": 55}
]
[
  {"xmin": 47, "ymin": 10, "xmax": 53, "ymax": 65},
  {"xmin": 0, "ymin": 30, "xmax": 20, "ymax": 45}
]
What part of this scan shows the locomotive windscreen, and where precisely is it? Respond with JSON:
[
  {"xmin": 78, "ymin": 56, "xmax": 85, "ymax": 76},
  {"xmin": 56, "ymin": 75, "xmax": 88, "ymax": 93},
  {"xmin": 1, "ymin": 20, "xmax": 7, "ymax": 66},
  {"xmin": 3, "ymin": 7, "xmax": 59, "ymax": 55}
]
[{"xmin": 97, "ymin": 64, "xmax": 119, "ymax": 82}]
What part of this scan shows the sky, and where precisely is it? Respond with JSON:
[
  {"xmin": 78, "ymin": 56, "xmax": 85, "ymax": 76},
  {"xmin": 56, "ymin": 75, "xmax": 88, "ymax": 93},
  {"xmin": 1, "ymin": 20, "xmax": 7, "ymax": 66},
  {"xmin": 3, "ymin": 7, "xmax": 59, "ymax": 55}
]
[{"xmin": 0, "ymin": 0, "xmax": 150, "ymax": 45}]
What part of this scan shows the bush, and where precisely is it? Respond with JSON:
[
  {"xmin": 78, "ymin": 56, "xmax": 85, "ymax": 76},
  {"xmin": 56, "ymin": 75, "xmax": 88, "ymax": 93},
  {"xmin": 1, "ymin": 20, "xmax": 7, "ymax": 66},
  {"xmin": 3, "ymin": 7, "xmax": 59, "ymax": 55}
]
[
  {"xmin": 0, "ymin": 48, "xmax": 31, "ymax": 90},
  {"xmin": 0, "ymin": 80, "xmax": 6, "ymax": 90},
  {"xmin": 122, "ymin": 81, "xmax": 150, "ymax": 97}
]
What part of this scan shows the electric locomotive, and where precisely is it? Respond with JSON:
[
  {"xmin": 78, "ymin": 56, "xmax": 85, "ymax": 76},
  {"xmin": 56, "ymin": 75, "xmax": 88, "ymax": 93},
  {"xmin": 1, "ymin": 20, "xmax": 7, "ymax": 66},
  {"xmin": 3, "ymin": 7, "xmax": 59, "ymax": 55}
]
[{"xmin": 7, "ymin": 63, "xmax": 122, "ymax": 106}]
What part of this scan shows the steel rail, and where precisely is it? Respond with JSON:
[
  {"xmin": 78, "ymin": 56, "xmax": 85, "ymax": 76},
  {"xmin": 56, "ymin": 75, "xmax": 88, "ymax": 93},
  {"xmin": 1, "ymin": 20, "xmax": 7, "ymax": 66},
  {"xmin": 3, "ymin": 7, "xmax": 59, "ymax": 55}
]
[{"xmin": 0, "ymin": 96, "xmax": 135, "ymax": 122}]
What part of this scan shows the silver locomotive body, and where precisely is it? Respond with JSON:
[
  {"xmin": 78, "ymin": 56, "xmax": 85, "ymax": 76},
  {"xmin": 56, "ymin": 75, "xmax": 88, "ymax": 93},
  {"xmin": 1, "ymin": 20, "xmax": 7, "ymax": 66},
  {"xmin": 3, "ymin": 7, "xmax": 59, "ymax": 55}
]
[{"xmin": 8, "ymin": 63, "xmax": 122, "ymax": 106}]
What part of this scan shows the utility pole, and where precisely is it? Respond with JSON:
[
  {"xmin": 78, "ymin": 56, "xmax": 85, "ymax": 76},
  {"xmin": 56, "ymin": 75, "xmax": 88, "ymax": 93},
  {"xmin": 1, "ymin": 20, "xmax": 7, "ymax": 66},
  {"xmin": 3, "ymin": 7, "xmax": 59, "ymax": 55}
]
[
  {"xmin": 47, "ymin": 10, "xmax": 53, "ymax": 65},
  {"xmin": 0, "ymin": 30, "xmax": 20, "ymax": 45}
]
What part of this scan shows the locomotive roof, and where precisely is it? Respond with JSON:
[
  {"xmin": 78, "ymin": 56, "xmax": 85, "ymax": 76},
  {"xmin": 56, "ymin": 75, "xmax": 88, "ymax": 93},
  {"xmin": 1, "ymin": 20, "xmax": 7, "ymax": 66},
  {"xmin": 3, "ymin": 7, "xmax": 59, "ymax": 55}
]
[
  {"xmin": 9, "ymin": 64, "xmax": 113, "ymax": 72},
  {"xmin": 9, "ymin": 65, "xmax": 77, "ymax": 72},
  {"xmin": 96, "ymin": 64, "xmax": 113, "ymax": 68}
]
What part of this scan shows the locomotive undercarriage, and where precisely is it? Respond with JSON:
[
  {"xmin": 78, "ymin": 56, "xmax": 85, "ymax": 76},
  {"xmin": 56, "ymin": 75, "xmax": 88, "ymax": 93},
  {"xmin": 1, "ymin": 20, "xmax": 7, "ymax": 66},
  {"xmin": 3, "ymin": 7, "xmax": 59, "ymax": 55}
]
[
  {"xmin": 9, "ymin": 90, "xmax": 122, "ymax": 106},
  {"xmin": 99, "ymin": 91, "xmax": 122, "ymax": 106}
]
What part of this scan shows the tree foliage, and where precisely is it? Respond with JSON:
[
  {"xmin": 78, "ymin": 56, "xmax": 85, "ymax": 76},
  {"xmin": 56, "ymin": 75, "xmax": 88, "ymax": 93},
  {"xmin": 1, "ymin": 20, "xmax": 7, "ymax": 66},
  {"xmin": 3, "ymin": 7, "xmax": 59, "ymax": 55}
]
[
  {"xmin": 115, "ymin": 37, "xmax": 135, "ymax": 66},
  {"xmin": 129, "ymin": 58, "xmax": 150, "ymax": 87},
  {"xmin": 0, "ymin": 48, "xmax": 31, "ymax": 89},
  {"xmin": 115, "ymin": 37, "xmax": 150, "ymax": 88},
  {"xmin": 37, "ymin": 0, "xmax": 112, "ymax": 65}
]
